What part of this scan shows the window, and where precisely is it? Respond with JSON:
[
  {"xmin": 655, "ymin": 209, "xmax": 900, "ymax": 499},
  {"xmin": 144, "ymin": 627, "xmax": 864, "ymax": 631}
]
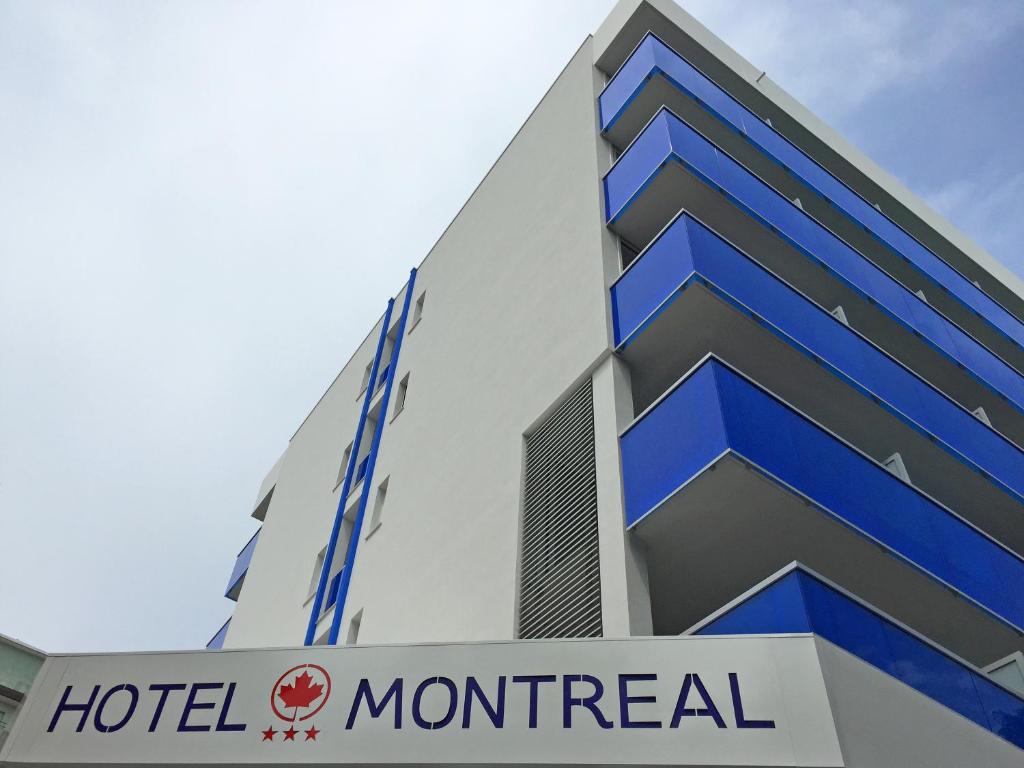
[
  {"xmin": 308, "ymin": 547, "xmax": 327, "ymax": 598},
  {"xmin": 375, "ymin": 360, "xmax": 390, "ymax": 392},
  {"xmin": 358, "ymin": 361, "xmax": 373, "ymax": 396},
  {"xmin": 346, "ymin": 609, "xmax": 363, "ymax": 646},
  {"xmin": 392, "ymin": 374, "xmax": 409, "ymax": 419},
  {"xmin": 335, "ymin": 442, "xmax": 353, "ymax": 490},
  {"xmin": 367, "ymin": 476, "xmax": 389, "ymax": 537},
  {"xmin": 620, "ymin": 238, "xmax": 640, "ymax": 270},
  {"xmin": 410, "ymin": 291, "xmax": 425, "ymax": 331}
]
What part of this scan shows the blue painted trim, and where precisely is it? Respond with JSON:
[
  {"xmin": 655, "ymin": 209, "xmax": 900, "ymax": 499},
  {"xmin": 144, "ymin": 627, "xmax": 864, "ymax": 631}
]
[
  {"xmin": 303, "ymin": 299, "xmax": 396, "ymax": 645},
  {"xmin": 328, "ymin": 267, "xmax": 418, "ymax": 644}
]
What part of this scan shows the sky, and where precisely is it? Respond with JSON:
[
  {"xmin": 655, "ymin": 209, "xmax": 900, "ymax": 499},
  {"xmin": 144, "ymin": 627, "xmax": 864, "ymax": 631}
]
[{"xmin": 1, "ymin": 0, "xmax": 1022, "ymax": 654}]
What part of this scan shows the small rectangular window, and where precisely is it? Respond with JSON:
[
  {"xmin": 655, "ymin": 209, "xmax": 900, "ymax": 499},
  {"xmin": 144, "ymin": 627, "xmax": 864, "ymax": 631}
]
[
  {"xmin": 335, "ymin": 442, "xmax": 353, "ymax": 490},
  {"xmin": 410, "ymin": 291, "xmax": 425, "ymax": 330},
  {"xmin": 367, "ymin": 476, "xmax": 389, "ymax": 537},
  {"xmin": 393, "ymin": 374, "xmax": 409, "ymax": 419},
  {"xmin": 308, "ymin": 547, "xmax": 327, "ymax": 597},
  {"xmin": 620, "ymin": 239, "xmax": 640, "ymax": 270},
  {"xmin": 347, "ymin": 609, "xmax": 362, "ymax": 645},
  {"xmin": 358, "ymin": 361, "xmax": 373, "ymax": 396}
]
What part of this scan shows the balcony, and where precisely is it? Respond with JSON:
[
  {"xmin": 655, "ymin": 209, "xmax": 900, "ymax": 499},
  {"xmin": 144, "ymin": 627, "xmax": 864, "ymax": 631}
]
[
  {"xmin": 603, "ymin": 108, "xmax": 1024, "ymax": 431},
  {"xmin": 601, "ymin": 33, "xmax": 1024, "ymax": 365},
  {"xmin": 206, "ymin": 619, "xmax": 230, "ymax": 650},
  {"xmin": 620, "ymin": 358, "xmax": 1024, "ymax": 664},
  {"xmin": 690, "ymin": 564, "xmax": 1024, "ymax": 751},
  {"xmin": 224, "ymin": 528, "xmax": 260, "ymax": 601},
  {"xmin": 611, "ymin": 213, "xmax": 1024, "ymax": 552}
]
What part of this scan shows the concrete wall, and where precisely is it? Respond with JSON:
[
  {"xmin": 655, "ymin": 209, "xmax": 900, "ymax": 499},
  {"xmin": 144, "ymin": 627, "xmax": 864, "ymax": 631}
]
[{"xmin": 226, "ymin": 37, "xmax": 615, "ymax": 648}]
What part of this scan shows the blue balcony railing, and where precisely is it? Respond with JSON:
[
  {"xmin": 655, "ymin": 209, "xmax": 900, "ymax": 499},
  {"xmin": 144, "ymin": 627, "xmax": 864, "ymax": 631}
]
[
  {"xmin": 601, "ymin": 32, "xmax": 1024, "ymax": 354},
  {"xmin": 692, "ymin": 565, "xmax": 1024, "ymax": 750},
  {"xmin": 620, "ymin": 359, "xmax": 1024, "ymax": 632},
  {"xmin": 206, "ymin": 619, "xmax": 230, "ymax": 650},
  {"xmin": 603, "ymin": 108, "xmax": 1024, "ymax": 415},
  {"xmin": 224, "ymin": 528, "xmax": 260, "ymax": 601},
  {"xmin": 611, "ymin": 213, "xmax": 1024, "ymax": 506}
]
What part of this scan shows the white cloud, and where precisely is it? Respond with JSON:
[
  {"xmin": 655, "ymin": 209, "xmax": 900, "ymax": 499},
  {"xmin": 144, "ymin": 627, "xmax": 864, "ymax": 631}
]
[{"xmin": 686, "ymin": 0, "xmax": 1024, "ymax": 118}]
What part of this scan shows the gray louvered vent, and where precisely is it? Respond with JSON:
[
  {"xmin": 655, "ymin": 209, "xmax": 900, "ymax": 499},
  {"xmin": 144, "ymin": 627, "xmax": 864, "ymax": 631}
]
[{"xmin": 518, "ymin": 381, "xmax": 601, "ymax": 639}]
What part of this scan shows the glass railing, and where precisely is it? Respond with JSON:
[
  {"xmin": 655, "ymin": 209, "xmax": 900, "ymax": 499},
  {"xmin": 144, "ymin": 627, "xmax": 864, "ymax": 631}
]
[
  {"xmin": 620, "ymin": 359, "xmax": 1024, "ymax": 631},
  {"xmin": 206, "ymin": 619, "xmax": 230, "ymax": 650},
  {"xmin": 604, "ymin": 108, "xmax": 1024, "ymax": 415},
  {"xmin": 692, "ymin": 566, "xmax": 1024, "ymax": 750},
  {"xmin": 224, "ymin": 528, "xmax": 260, "ymax": 600},
  {"xmin": 601, "ymin": 32, "xmax": 1024, "ymax": 353},
  {"xmin": 611, "ymin": 213, "xmax": 1024, "ymax": 505}
]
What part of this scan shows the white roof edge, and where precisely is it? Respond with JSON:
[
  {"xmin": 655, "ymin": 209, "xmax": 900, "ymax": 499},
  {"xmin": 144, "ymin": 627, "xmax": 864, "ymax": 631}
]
[
  {"xmin": 593, "ymin": 0, "xmax": 1024, "ymax": 303},
  {"xmin": 0, "ymin": 633, "xmax": 46, "ymax": 659}
]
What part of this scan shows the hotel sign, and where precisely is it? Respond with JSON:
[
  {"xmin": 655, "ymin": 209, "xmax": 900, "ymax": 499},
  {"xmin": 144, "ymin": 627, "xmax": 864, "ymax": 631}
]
[{"xmin": 2, "ymin": 635, "xmax": 843, "ymax": 766}]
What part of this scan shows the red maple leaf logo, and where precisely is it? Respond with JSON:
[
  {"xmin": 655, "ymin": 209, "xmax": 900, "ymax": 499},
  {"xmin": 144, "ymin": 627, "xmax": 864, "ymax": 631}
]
[
  {"xmin": 278, "ymin": 671, "xmax": 324, "ymax": 713},
  {"xmin": 269, "ymin": 663, "xmax": 331, "ymax": 723}
]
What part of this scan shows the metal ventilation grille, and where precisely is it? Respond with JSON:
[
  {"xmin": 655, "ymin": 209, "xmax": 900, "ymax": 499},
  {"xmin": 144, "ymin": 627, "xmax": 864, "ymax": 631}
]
[{"xmin": 518, "ymin": 381, "xmax": 602, "ymax": 639}]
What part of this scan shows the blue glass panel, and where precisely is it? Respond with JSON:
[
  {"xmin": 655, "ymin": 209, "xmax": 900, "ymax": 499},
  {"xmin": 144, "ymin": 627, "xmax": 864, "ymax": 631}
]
[
  {"xmin": 611, "ymin": 215, "xmax": 696, "ymax": 344},
  {"xmin": 604, "ymin": 116, "xmax": 673, "ymax": 221},
  {"xmin": 620, "ymin": 364, "xmax": 729, "ymax": 526},
  {"xmin": 713, "ymin": 362, "xmax": 1024, "ymax": 628},
  {"xmin": 603, "ymin": 109, "xmax": 1024, "ymax": 413},
  {"xmin": 621, "ymin": 359, "xmax": 1024, "ymax": 629},
  {"xmin": 355, "ymin": 456, "xmax": 369, "ymax": 484},
  {"xmin": 975, "ymin": 673, "xmax": 1024, "ymax": 746},
  {"xmin": 694, "ymin": 568, "xmax": 1024, "ymax": 749},
  {"xmin": 797, "ymin": 575, "xmax": 894, "ymax": 674},
  {"xmin": 598, "ymin": 38, "xmax": 658, "ymax": 130},
  {"xmin": 206, "ymin": 619, "xmax": 230, "ymax": 650},
  {"xmin": 613, "ymin": 214, "xmax": 1024, "ymax": 506},
  {"xmin": 224, "ymin": 528, "xmax": 260, "ymax": 598},
  {"xmin": 694, "ymin": 571, "xmax": 812, "ymax": 636},
  {"xmin": 600, "ymin": 33, "xmax": 1024, "ymax": 351},
  {"xmin": 882, "ymin": 621, "xmax": 990, "ymax": 728}
]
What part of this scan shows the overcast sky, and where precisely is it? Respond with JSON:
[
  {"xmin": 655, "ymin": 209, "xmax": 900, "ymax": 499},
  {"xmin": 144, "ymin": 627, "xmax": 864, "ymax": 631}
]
[{"xmin": 1, "ymin": 0, "xmax": 1022, "ymax": 654}]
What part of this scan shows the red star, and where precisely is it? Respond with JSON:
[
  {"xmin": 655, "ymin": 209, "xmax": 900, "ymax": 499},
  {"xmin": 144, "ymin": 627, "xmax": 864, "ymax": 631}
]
[
  {"xmin": 304, "ymin": 725, "xmax": 320, "ymax": 741},
  {"xmin": 283, "ymin": 727, "xmax": 298, "ymax": 741},
  {"xmin": 261, "ymin": 726, "xmax": 276, "ymax": 741}
]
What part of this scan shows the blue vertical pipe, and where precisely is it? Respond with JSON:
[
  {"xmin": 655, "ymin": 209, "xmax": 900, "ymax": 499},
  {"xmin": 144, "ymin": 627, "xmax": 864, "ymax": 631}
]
[
  {"xmin": 303, "ymin": 299, "xmax": 395, "ymax": 645},
  {"xmin": 328, "ymin": 268, "xmax": 418, "ymax": 644}
]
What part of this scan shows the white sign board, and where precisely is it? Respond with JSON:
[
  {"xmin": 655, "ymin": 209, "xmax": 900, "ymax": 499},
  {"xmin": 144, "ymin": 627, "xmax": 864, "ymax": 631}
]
[{"xmin": 2, "ymin": 635, "xmax": 843, "ymax": 766}]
